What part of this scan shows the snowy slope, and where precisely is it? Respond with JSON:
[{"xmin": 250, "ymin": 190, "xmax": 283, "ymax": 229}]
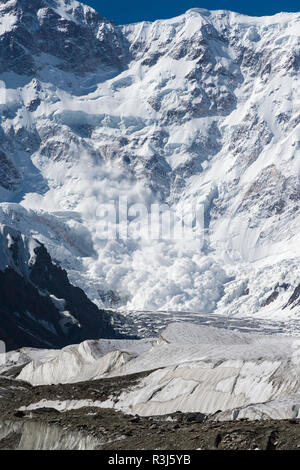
[
  {"xmin": 0, "ymin": 1, "xmax": 300, "ymax": 320},
  {"xmin": 16, "ymin": 323, "xmax": 300, "ymax": 421}
]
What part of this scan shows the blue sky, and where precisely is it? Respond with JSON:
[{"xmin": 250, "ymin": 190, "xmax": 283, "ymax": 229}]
[{"xmin": 84, "ymin": 1, "xmax": 300, "ymax": 24}]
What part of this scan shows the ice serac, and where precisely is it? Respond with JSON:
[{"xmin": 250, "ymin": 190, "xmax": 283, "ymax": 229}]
[
  {"xmin": 0, "ymin": 0, "xmax": 300, "ymax": 318},
  {"xmin": 17, "ymin": 337, "xmax": 155, "ymax": 385},
  {"xmin": 16, "ymin": 323, "xmax": 300, "ymax": 421},
  {"xmin": 0, "ymin": 224, "xmax": 119, "ymax": 351}
]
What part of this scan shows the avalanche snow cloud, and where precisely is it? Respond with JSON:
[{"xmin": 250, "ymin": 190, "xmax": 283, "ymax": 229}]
[{"xmin": 1, "ymin": 0, "xmax": 300, "ymax": 319}]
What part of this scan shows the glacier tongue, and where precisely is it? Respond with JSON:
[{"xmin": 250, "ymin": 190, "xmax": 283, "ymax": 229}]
[{"xmin": 15, "ymin": 323, "xmax": 300, "ymax": 421}]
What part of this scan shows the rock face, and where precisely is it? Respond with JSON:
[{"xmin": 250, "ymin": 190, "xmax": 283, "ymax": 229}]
[
  {"xmin": 0, "ymin": 0, "xmax": 126, "ymax": 75},
  {"xmin": 0, "ymin": 151, "xmax": 21, "ymax": 191},
  {"xmin": 0, "ymin": 0, "xmax": 300, "ymax": 318},
  {"xmin": 2, "ymin": 371, "xmax": 300, "ymax": 450},
  {"xmin": 0, "ymin": 224, "xmax": 118, "ymax": 351}
]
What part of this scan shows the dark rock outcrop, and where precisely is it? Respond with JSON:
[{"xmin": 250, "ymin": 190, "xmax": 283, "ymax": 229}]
[{"xmin": 0, "ymin": 225, "xmax": 119, "ymax": 351}]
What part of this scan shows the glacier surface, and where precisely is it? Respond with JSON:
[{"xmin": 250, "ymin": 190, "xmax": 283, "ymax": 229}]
[{"xmin": 15, "ymin": 323, "xmax": 300, "ymax": 421}]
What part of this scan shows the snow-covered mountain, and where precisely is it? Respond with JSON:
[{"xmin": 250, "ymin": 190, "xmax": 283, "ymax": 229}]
[{"xmin": 1, "ymin": 0, "xmax": 300, "ymax": 321}]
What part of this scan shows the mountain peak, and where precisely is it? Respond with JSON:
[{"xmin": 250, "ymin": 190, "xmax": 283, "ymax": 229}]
[
  {"xmin": 0, "ymin": 0, "xmax": 125, "ymax": 75},
  {"xmin": 0, "ymin": 0, "xmax": 106, "ymax": 32}
]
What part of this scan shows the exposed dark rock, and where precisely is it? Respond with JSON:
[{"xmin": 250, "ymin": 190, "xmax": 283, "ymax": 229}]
[
  {"xmin": 284, "ymin": 284, "xmax": 300, "ymax": 309},
  {"xmin": 0, "ymin": 225, "xmax": 121, "ymax": 351},
  {"xmin": 0, "ymin": 151, "xmax": 22, "ymax": 191},
  {"xmin": 263, "ymin": 283, "xmax": 290, "ymax": 308}
]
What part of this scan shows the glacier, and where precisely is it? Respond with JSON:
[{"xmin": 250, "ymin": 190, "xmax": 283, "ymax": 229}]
[{"xmin": 13, "ymin": 322, "xmax": 300, "ymax": 421}]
